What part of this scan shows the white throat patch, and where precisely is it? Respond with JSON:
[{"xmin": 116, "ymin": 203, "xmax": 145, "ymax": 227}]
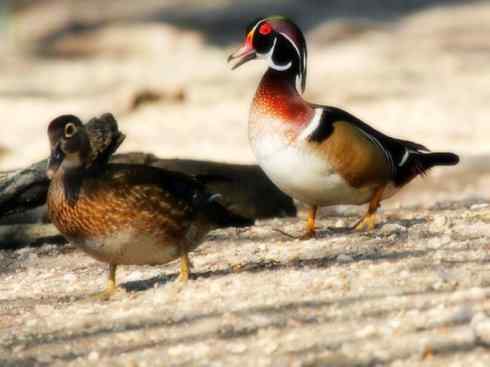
[
  {"xmin": 257, "ymin": 37, "xmax": 292, "ymax": 71},
  {"xmin": 61, "ymin": 152, "xmax": 83, "ymax": 170}
]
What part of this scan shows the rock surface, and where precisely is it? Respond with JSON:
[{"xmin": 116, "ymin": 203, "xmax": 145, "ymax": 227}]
[{"xmin": 1, "ymin": 200, "xmax": 490, "ymax": 366}]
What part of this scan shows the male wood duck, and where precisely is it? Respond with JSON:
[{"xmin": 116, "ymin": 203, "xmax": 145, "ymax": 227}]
[
  {"xmin": 46, "ymin": 115, "xmax": 253, "ymax": 299},
  {"xmin": 228, "ymin": 16, "xmax": 459, "ymax": 238}
]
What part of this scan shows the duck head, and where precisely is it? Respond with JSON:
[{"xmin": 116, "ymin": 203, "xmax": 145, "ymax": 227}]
[
  {"xmin": 228, "ymin": 16, "xmax": 307, "ymax": 93},
  {"xmin": 47, "ymin": 115, "xmax": 92, "ymax": 178}
]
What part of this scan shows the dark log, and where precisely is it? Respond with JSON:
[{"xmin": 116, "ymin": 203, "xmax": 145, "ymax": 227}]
[
  {"xmin": 0, "ymin": 223, "xmax": 66, "ymax": 249},
  {"xmin": 0, "ymin": 112, "xmax": 296, "ymax": 249},
  {"xmin": 0, "ymin": 155, "xmax": 296, "ymax": 248},
  {"xmin": 0, "ymin": 154, "xmax": 296, "ymax": 222},
  {"xmin": 0, "ymin": 160, "xmax": 50, "ymax": 219}
]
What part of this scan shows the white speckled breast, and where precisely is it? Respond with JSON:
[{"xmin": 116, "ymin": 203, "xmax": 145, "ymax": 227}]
[{"xmin": 249, "ymin": 113, "xmax": 375, "ymax": 206}]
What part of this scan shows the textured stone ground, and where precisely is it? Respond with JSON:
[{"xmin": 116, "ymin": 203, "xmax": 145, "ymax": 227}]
[
  {"xmin": 1, "ymin": 200, "xmax": 490, "ymax": 366},
  {"xmin": 1, "ymin": 1, "xmax": 490, "ymax": 366}
]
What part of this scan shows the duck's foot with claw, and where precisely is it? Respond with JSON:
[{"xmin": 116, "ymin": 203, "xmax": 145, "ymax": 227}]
[
  {"xmin": 273, "ymin": 228, "xmax": 320, "ymax": 240},
  {"xmin": 91, "ymin": 284, "xmax": 119, "ymax": 301},
  {"xmin": 352, "ymin": 214, "xmax": 377, "ymax": 232}
]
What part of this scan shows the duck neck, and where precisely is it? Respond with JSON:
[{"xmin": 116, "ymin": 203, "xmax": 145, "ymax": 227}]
[
  {"xmin": 52, "ymin": 159, "xmax": 88, "ymax": 207},
  {"xmin": 260, "ymin": 68, "xmax": 300, "ymax": 97},
  {"xmin": 253, "ymin": 68, "xmax": 312, "ymax": 125}
]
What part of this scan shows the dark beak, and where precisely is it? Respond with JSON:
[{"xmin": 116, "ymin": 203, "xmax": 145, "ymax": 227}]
[
  {"xmin": 227, "ymin": 44, "xmax": 257, "ymax": 70},
  {"xmin": 47, "ymin": 144, "xmax": 64, "ymax": 179}
]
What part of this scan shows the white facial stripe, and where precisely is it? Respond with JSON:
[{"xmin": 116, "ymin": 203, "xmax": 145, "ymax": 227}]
[
  {"xmin": 279, "ymin": 32, "xmax": 302, "ymax": 63},
  {"xmin": 299, "ymin": 108, "xmax": 323, "ymax": 140},
  {"xmin": 280, "ymin": 31, "xmax": 306, "ymax": 92},
  {"xmin": 257, "ymin": 37, "xmax": 292, "ymax": 71},
  {"xmin": 250, "ymin": 21, "xmax": 261, "ymax": 36},
  {"xmin": 295, "ymin": 75, "xmax": 302, "ymax": 93},
  {"xmin": 253, "ymin": 21, "xmax": 306, "ymax": 80},
  {"xmin": 271, "ymin": 59, "xmax": 292, "ymax": 71}
]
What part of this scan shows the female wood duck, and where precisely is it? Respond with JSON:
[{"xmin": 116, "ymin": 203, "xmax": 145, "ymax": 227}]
[
  {"xmin": 228, "ymin": 16, "xmax": 459, "ymax": 238},
  {"xmin": 47, "ymin": 113, "xmax": 125, "ymax": 178},
  {"xmin": 46, "ymin": 115, "xmax": 253, "ymax": 299}
]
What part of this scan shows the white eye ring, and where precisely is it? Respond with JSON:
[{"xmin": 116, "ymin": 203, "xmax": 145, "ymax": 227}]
[{"xmin": 64, "ymin": 122, "xmax": 77, "ymax": 138}]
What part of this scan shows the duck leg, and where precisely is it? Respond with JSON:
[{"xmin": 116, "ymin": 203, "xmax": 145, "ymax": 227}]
[
  {"xmin": 353, "ymin": 186, "xmax": 385, "ymax": 231},
  {"xmin": 177, "ymin": 247, "xmax": 191, "ymax": 283},
  {"xmin": 303, "ymin": 205, "xmax": 317, "ymax": 239},
  {"xmin": 274, "ymin": 205, "xmax": 318, "ymax": 240},
  {"xmin": 93, "ymin": 264, "xmax": 118, "ymax": 300},
  {"xmin": 273, "ymin": 205, "xmax": 318, "ymax": 240}
]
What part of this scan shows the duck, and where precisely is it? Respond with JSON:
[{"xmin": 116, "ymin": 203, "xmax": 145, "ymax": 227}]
[
  {"xmin": 228, "ymin": 16, "xmax": 459, "ymax": 238},
  {"xmin": 46, "ymin": 115, "xmax": 253, "ymax": 299},
  {"xmin": 0, "ymin": 113, "xmax": 125, "ymax": 220},
  {"xmin": 47, "ymin": 113, "xmax": 125, "ymax": 176}
]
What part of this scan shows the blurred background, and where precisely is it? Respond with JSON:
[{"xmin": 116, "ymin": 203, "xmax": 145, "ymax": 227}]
[{"xmin": 0, "ymin": 0, "xmax": 488, "ymax": 204}]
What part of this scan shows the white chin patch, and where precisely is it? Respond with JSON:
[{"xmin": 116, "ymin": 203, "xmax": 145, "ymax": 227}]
[
  {"xmin": 270, "ymin": 60, "xmax": 292, "ymax": 71},
  {"xmin": 62, "ymin": 152, "xmax": 83, "ymax": 169},
  {"xmin": 257, "ymin": 37, "xmax": 292, "ymax": 72}
]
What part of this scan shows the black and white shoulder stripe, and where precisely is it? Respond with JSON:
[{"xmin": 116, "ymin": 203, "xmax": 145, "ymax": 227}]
[{"xmin": 299, "ymin": 106, "xmax": 432, "ymax": 175}]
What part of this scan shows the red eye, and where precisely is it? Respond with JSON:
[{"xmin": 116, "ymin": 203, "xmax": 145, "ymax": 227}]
[{"xmin": 259, "ymin": 23, "xmax": 272, "ymax": 36}]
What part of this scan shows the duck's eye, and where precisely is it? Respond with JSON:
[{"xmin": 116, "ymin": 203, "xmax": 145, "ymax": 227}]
[
  {"xmin": 64, "ymin": 123, "xmax": 77, "ymax": 138},
  {"xmin": 258, "ymin": 23, "xmax": 272, "ymax": 36}
]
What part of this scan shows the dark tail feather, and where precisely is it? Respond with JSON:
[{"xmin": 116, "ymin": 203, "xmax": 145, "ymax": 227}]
[
  {"xmin": 195, "ymin": 173, "xmax": 234, "ymax": 184},
  {"xmin": 204, "ymin": 200, "xmax": 254, "ymax": 229},
  {"xmin": 395, "ymin": 152, "xmax": 459, "ymax": 186},
  {"xmin": 420, "ymin": 152, "xmax": 460, "ymax": 168}
]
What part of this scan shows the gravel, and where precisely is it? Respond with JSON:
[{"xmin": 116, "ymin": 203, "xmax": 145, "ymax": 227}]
[{"xmin": 1, "ymin": 199, "xmax": 490, "ymax": 366}]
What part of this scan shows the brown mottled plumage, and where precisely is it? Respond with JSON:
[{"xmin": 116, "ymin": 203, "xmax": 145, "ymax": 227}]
[{"xmin": 46, "ymin": 116, "xmax": 253, "ymax": 299}]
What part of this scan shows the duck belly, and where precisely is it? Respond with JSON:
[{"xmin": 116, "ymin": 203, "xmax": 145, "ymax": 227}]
[
  {"xmin": 73, "ymin": 231, "xmax": 183, "ymax": 266},
  {"xmin": 252, "ymin": 133, "xmax": 374, "ymax": 206}
]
